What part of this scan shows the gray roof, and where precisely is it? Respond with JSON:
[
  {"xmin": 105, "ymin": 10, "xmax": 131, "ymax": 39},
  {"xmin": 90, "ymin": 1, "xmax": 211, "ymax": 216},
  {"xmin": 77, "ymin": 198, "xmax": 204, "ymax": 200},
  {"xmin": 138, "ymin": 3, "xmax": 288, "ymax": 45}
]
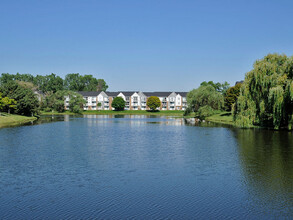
[
  {"xmin": 235, "ymin": 81, "xmax": 244, "ymax": 86},
  {"xmin": 175, "ymin": 92, "xmax": 188, "ymax": 97},
  {"xmin": 105, "ymin": 91, "xmax": 119, "ymax": 97},
  {"xmin": 77, "ymin": 91, "xmax": 188, "ymax": 98},
  {"xmin": 143, "ymin": 92, "xmax": 172, "ymax": 97},
  {"xmin": 77, "ymin": 91, "xmax": 101, "ymax": 96},
  {"xmin": 118, "ymin": 91, "xmax": 138, "ymax": 96}
]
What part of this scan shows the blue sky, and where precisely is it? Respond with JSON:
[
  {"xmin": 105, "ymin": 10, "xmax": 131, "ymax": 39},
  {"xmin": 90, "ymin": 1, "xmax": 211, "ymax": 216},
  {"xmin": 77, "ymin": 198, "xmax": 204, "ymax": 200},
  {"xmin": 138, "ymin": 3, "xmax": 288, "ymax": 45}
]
[{"xmin": 0, "ymin": 0, "xmax": 293, "ymax": 91}]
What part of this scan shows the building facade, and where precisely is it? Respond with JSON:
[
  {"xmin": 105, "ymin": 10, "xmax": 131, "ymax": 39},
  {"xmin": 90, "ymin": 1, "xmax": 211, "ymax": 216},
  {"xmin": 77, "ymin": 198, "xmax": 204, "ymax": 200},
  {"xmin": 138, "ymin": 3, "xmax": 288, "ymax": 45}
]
[{"xmin": 66, "ymin": 91, "xmax": 188, "ymax": 111}]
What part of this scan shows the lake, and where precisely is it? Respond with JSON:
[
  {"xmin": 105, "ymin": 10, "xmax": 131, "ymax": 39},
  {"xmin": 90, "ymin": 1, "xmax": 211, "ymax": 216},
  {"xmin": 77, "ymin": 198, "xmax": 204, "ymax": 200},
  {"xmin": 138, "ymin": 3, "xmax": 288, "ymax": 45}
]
[{"xmin": 0, "ymin": 115, "xmax": 293, "ymax": 219}]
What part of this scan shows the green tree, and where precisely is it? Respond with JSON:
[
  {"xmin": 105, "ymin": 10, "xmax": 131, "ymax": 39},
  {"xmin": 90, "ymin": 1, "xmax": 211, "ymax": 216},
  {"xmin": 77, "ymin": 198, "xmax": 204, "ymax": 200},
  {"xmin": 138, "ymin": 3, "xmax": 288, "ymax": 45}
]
[
  {"xmin": 97, "ymin": 79, "xmax": 108, "ymax": 91},
  {"xmin": 42, "ymin": 91, "xmax": 66, "ymax": 112},
  {"xmin": 112, "ymin": 97, "xmax": 126, "ymax": 111},
  {"xmin": 1, "ymin": 96, "xmax": 17, "ymax": 114},
  {"xmin": 66, "ymin": 91, "xmax": 86, "ymax": 113},
  {"xmin": 186, "ymin": 85, "xmax": 224, "ymax": 114},
  {"xmin": 233, "ymin": 53, "xmax": 293, "ymax": 129},
  {"xmin": 34, "ymin": 73, "xmax": 64, "ymax": 93},
  {"xmin": 64, "ymin": 73, "xmax": 84, "ymax": 91},
  {"xmin": 147, "ymin": 96, "xmax": 161, "ymax": 111},
  {"xmin": 200, "ymin": 81, "xmax": 230, "ymax": 95},
  {"xmin": 0, "ymin": 81, "xmax": 39, "ymax": 116},
  {"xmin": 64, "ymin": 73, "xmax": 108, "ymax": 91},
  {"xmin": 224, "ymin": 83, "xmax": 242, "ymax": 111}
]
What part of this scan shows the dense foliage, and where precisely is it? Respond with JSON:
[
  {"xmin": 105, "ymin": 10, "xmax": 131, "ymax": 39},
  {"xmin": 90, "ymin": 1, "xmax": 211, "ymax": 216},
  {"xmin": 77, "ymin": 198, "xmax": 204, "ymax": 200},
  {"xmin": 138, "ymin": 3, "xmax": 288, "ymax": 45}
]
[
  {"xmin": 112, "ymin": 97, "xmax": 126, "ymax": 111},
  {"xmin": 186, "ymin": 85, "xmax": 224, "ymax": 118},
  {"xmin": 233, "ymin": 54, "xmax": 293, "ymax": 129},
  {"xmin": 147, "ymin": 96, "xmax": 161, "ymax": 111},
  {"xmin": 224, "ymin": 83, "xmax": 242, "ymax": 111},
  {"xmin": 42, "ymin": 90, "xmax": 86, "ymax": 113},
  {"xmin": 66, "ymin": 91, "xmax": 86, "ymax": 113},
  {"xmin": 0, "ymin": 81, "xmax": 39, "ymax": 116}
]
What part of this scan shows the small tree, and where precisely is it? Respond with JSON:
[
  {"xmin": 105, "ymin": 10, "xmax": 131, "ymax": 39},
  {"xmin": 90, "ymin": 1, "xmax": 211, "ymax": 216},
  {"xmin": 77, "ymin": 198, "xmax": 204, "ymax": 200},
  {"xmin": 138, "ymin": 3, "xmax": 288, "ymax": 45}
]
[
  {"xmin": 112, "ymin": 97, "xmax": 125, "ymax": 111},
  {"xmin": 147, "ymin": 96, "xmax": 161, "ymax": 111},
  {"xmin": 1, "ymin": 96, "xmax": 17, "ymax": 114}
]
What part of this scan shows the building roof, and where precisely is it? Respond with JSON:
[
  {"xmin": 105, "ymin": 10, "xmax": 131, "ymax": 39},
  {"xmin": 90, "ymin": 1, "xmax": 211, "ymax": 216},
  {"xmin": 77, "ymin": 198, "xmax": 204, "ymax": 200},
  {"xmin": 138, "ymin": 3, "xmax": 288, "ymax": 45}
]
[
  {"xmin": 143, "ymin": 92, "xmax": 173, "ymax": 97},
  {"xmin": 118, "ymin": 91, "xmax": 138, "ymax": 96},
  {"xmin": 76, "ymin": 91, "xmax": 188, "ymax": 98},
  {"xmin": 175, "ymin": 92, "xmax": 188, "ymax": 97},
  {"xmin": 77, "ymin": 91, "xmax": 101, "ymax": 96},
  {"xmin": 105, "ymin": 91, "xmax": 119, "ymax": 97},
  {"xmin": 235, "ymin": 81, "xmax": 244, "ymax": 86}
]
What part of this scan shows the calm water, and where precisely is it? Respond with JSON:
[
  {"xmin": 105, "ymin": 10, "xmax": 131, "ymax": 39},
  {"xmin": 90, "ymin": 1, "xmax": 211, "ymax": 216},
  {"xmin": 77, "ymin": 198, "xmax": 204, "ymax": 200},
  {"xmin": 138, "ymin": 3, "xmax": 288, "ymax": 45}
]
[{"xmin": 0, "ymin": 115, "xmax": 293, "ymax": 219}]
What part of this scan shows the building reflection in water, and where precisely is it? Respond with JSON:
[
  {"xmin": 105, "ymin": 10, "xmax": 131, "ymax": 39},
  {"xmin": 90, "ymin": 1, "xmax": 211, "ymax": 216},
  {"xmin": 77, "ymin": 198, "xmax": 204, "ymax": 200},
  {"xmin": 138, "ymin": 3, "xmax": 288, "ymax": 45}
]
[{"xmin": 82, "ymin": 114, "xmax": 186, "ymax": 126}]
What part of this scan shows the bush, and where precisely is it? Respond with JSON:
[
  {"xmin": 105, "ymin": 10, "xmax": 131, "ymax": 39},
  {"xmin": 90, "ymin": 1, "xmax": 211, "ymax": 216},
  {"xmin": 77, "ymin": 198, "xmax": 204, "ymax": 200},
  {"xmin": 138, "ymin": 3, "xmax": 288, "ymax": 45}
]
[
  {"xmin": 44, "ymin": 107, "xmax": 52, "ymax": 112},
  {"xmin": 198, "ymin": 105, "xmax": 215, "ymax": 120}
]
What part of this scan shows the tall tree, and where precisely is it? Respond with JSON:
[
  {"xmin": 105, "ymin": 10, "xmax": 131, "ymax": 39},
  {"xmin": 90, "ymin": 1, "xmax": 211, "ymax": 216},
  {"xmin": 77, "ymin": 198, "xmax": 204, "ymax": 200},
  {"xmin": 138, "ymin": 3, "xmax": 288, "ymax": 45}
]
[
  {"xmin": 186, "ymin": 85, "xmax": 224, "ymax": 113},
  {"xmin": 233, "ymin": 53, "xmax": 293, "ymax": 129},
  {"xmin": 64, "ymin": 73, "xmax": 85, "ymax": 91},
  {"xmin": 97, "ymin": 79, "xmax": 108, "ymax": 91}
]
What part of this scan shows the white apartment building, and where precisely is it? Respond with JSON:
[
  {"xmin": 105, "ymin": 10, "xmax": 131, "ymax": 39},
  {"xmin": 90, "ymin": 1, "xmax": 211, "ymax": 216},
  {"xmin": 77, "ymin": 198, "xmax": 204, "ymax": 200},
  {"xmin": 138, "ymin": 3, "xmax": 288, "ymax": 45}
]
[{"xmin": 65, "ymin": 91, "xmax": 188, "ymax": 111}]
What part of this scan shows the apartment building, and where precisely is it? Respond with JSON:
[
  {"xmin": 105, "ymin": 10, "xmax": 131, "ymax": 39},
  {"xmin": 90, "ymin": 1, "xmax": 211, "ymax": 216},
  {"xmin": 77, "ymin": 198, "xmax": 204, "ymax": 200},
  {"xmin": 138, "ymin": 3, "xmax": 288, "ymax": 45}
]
[{"xmin": 65, "ymin": 91, "xmax": 188, "ymax": 111}]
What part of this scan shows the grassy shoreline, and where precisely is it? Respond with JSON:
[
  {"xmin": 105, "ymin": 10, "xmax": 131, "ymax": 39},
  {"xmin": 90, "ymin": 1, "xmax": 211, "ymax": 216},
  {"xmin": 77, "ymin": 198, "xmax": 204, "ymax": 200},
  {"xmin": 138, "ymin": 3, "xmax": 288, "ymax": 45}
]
[
  {"xmin": 40, "ymin": 110, "xmax": 195, "ymax": 117},
  {"xmin": 0, "ymin": 113, "xmax": 37, "ymax": 128},
  {"xmin": 40, "ymin": 110, "xmax": 238, "ymax": 126},
  {"xmin": 205, "ymin": 112, "xmax": 234, "ymax": 126},
  {"xmin": 1, "ymin": 111, "xmax": 237, "ymax": 128}
]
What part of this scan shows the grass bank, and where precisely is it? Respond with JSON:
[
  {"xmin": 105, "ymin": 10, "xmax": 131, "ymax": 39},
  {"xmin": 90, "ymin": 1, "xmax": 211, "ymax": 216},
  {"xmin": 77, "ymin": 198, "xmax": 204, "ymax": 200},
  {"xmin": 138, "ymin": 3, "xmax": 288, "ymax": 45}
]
[
  {"xmin": 83, "ymin": 110, "xmax": 187, "ymax": 116},
  {"xmin": 205, "ymin": 112, "xmax": 234, "ymax": 126},
  {"xmin": 41, "ymin": 110, "xmax": 195, "ymax": 117},
  {"xmin": 40, "ymin": 111, "xmax": 78, "ymax": 115},
  {"xmin": 0, "ymin": 113, "xmax": 37, "ymax": 128}
]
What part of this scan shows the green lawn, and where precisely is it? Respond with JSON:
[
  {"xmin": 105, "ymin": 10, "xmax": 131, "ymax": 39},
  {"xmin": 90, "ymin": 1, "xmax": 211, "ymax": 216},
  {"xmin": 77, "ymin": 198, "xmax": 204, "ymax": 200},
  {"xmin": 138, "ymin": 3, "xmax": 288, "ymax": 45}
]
[
  {"xmin": 205, "ymin": 111, "xmax": 234, "ymax": 125},
  {"xmin": 40, "ymin": 110, "xmax": 78, "ymax": 115},
  {"xmin": 40, "ymin": 110, "xmax": 192, "ymax": 117},
  {"xmin": 83, "ymin": 110, "xmax": 186, "ymax": 116},
  {"xmin": 0, "ymin": 113, "xmax": 37, "ymax": 128}
]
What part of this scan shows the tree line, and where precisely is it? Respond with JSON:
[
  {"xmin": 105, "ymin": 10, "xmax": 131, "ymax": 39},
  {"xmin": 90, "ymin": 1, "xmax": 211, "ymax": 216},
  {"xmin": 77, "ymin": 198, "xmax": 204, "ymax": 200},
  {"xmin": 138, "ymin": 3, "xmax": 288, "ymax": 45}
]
[
  {"xmin": 0, "ymin": 73, "xmax": 108, "ymax": 116},
  {"xmin": 186, "ymin": 53, "xmax": 293, "ymax": 130}
]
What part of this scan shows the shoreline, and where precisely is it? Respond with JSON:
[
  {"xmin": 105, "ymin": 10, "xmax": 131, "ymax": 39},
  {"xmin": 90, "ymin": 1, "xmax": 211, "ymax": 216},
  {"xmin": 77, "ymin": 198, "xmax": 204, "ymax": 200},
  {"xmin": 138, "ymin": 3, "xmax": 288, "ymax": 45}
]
[
  {"xmin": 0, "ymin": 114, "xmax": 38, "ymax": 128},
  {"xmin": 40, "ymin": 110, "xmax": 195, "ymax": 117}
]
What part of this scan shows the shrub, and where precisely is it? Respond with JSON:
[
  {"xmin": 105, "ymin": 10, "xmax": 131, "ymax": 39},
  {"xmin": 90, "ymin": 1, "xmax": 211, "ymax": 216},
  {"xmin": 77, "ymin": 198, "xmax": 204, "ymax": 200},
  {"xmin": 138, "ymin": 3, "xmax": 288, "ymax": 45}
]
[{"xmin": 198, "ymin": 105, "xmax": 215, "ymax": 120}]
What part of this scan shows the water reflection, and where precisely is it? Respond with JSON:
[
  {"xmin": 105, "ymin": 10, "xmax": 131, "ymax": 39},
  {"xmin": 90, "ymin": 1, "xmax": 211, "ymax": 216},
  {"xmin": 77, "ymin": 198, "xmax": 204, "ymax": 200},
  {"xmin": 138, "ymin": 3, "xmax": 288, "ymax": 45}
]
[{"xmin": 234, "ymin": 129, "xmax": 293, "ymax": 212}]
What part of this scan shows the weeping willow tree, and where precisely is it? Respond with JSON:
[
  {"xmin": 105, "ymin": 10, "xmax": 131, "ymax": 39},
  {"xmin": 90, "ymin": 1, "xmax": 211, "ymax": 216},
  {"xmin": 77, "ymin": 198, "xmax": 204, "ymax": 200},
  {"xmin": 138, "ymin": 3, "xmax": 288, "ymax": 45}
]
[
  {"xmin": 185, "ymin": 85, "xmax": 224, "ymax": 118},
  {"xmin": 233, "ymin": 53, "xmax": 293, "ymax": 129}
]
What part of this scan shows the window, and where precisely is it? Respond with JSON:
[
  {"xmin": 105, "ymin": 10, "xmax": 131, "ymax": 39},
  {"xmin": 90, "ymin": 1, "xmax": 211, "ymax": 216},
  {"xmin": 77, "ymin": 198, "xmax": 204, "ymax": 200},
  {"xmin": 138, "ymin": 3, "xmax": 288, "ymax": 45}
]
[{"xmin": 133, "ymin": 97, "xmax": 138, "ymax": 102}]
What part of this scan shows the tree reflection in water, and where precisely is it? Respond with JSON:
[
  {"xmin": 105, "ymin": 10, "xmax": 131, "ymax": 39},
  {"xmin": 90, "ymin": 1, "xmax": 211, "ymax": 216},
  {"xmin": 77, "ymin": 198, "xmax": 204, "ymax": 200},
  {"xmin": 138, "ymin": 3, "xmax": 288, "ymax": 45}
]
[{"xmin": 234, "ymin": 129, "xmax": 293, "ymax": 212}]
